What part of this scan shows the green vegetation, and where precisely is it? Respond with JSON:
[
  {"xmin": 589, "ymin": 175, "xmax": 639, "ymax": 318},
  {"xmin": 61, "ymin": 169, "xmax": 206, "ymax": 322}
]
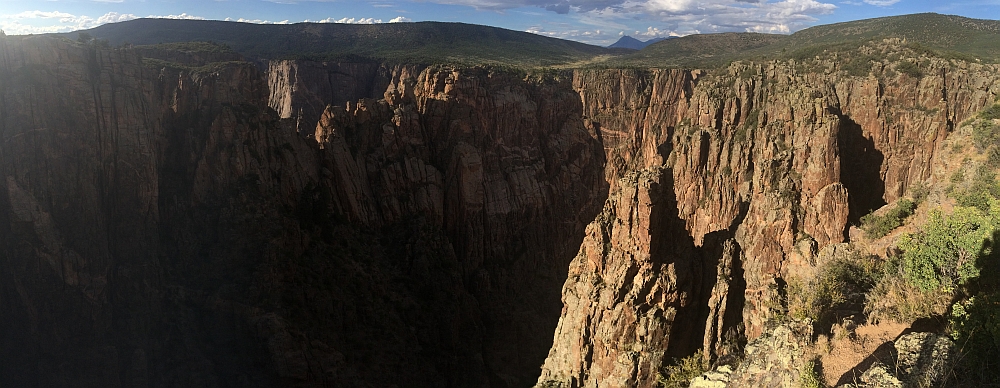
[
  {"xmin": 606, "ymin": 13, "xmax": 1000, "ymax": 68},
  {"xmin": 859, "ymin": 198, "xmax": 916, "ymax": 239},
  {"xmin": 141, "ymin": 57, "xmax": 250, "ymax": 75},
  {"xmin": 868, "ymin": 200, "xmax": 1000, "ymax": 384},
  {"xmin": 63, "ymin": 19, "xmax": 618, "ymax": 68},
  {"xmin": 866, "ymin": 258, "xmax": 954, "ymax": 324},
  {"xmin": 972, "ymin": 116, "xmax": 1000, "ymax": 150},
  {"xmin": 799, "ymin": 358, "xmax": 825, "ymax": 388},
  {"xmin": 890, "ymin": 200, "xmax": 1000, "ymax": 385},
  {"xmin": 979, "ymin": 103, "xmax": 1000, "ymax": 120},
  {"xmin": 54, "ymin": 12, "xmax": 1000, "ymax": 69},
  {"xmin": 949, "ymin": 292, "xmax": 1000, "ymax": 384},
  {"xmin": 841, "ymin": 52, "xmax": 879, "ymax": 77},
  {"xmin": 788, "ymin": 254, "xmax": 882, "ymax": 325},
  {"xmin": 895, "ymin": 60, "xmax": 923, "ymax": 78},
  {"xmin": 953, "ymin": 165, "xmax": 1000, "ymax": 211},
  {"xmin": 137, "ymin": 41, "xmax": 236, "ymax": 54},
  {"xmin": 898, "ymin": 204, "xmax": 997, "ymax": 291},
  {"xmin": 657, "ymin": 352, "xmax": 708, "ymax": 388},
  {"xmin": 910, "ymin": 182, "xmax": 930, "ymax": 204}
]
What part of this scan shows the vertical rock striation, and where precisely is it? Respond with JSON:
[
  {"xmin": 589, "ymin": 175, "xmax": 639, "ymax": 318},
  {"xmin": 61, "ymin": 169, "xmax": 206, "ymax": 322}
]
[
  {"xmin": 3, "ymin": 32, "xmax": 1000, "ymax": 388},
  {"xmin": 0, "ymin": 36, "xmax": 606, "ymax": 387},
  {"xmin": 538, "ymin": 44, "xmax": 1000, "ymax": 387}
]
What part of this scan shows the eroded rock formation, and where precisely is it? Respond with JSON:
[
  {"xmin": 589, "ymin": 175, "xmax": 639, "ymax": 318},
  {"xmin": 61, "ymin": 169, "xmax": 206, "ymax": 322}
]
[
  {"xmin": 537, "ymin": 45, "xmax": 1000, "ymax": 386},
  {"xmin": 3, "ymin": 32, "xmax": 1000, "ymax": 388},
  {"xmin": 0, "ymin": 35, "xmax": 605, "ymax": 387}
]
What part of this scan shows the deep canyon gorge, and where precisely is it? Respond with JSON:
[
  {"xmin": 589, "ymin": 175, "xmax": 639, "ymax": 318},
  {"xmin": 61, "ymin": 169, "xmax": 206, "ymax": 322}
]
[{"xmin": 1, "ymin": 20, "xmax": 1000, "ymax": 387}]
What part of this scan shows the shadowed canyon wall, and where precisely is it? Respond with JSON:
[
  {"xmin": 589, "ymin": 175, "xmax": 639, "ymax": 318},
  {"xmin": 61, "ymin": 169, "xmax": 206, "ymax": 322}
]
[
  {"xmin": 0, "ymin": 35, "xmax": 605, "ymax": 387},
  {"xmin": 2, "ymin": 34, "xmax": 1000, "ymax": 388}
]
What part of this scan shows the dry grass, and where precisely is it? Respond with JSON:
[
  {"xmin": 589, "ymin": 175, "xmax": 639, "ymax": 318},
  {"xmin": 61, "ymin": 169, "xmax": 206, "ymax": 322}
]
[{"xmin": 865, "ymin": 270, "xmax": 953, "ymax": 324}]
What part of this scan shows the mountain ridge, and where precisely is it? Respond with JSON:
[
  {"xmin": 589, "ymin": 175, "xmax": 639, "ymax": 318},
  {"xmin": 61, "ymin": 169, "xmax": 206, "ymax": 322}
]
[
  {"xmin": 608, "ymin": 35, "xmax": 669, "ymax": 50},
  {"xmin": 54, "ymin": 13, "xmax": 1000, "ymax": 68},
  {"xmin": 56, "ymin": 18, "xmax": 623, "ymax": 67},
  {"xmin": 613, "ymin": 12, "xmax": 1000, "ymax": 67}
]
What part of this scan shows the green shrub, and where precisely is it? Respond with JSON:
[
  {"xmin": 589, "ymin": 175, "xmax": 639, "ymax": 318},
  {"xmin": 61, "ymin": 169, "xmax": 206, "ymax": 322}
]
[
  {"xmin": 658, "ymin": 352, "xmax": 708, "ymax": 388},
  {"xmin": 866, "ymin": 266, "xmax": 953, "ymax": 324},
  {"xmin": 979, "ymin": 104, "xmax": 1000, "ymax": 120},
  {"xmin": 842, "ymin": 54, "xmax": 877, "ymax": 77},
  {"xmin": 955, "ymin": 166, "xmax": 1000, "ymax": 211},
  {"xmin": 799, "ymin": 358, "xmax": 825, "ymax": 388},
  {"xmin": 910, "ymin": 182, "xmax": 930, "ymax": 204},
  {"xmin": 948, "ymin": 292, "xmax": 1000, "ymax": 385},
  {"xmin": 789, "ymin": 255, "xmax": 882, "ymax": 324},
  {"xmin": 896, "ymin": 60, "xmax": 923, "ymax": 78},
  {"xmin": 972, "ymin": 119, "xmax": 1000, "ymax": 151},
  {"xmin": 859, "ymin": 198, "xmax": 916, "ymax": 239},
  {"xmin": 898, "ymin": 203, "xmax": 1000, "ymax": 292},
  {"xmin": 987, "ymin": 147, "xmax": 1000, "ymax": 168}
]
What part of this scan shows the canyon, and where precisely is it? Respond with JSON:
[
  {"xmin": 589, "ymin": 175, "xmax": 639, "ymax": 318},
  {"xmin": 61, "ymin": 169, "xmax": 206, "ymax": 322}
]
[{"xmin": 1, "ymin": 24, "xmax": 999, "ymax": 388}]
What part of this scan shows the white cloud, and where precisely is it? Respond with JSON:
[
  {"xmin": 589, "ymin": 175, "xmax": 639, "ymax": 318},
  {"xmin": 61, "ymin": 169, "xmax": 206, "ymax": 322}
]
[
  {"xmin": 156, "ymin": 13, "xmax": 207, "ymax": 20},
  {"xmin": 426, "ymin": 0, "xmax": 836, "ymax": 38},
  {"xmin": 0, "ymin": 11, "xmax": 207, "ymax": 35},
  {"xmin": 9, "ymin": 11, "xmax": 77, "ymax": 19},
  {"xmin": 97, "ymin": 12, "xmax": 140, "ymax": 24},
  {"xmin": 317, "ymin": 17, "xmax": 384, "ymax": 23},
  {"xmin": 862, "ymin": 0, "xmax": 899, "ymax": 5},
  {"xmin": 226, "ymin": 17, "xmax": 292, "ymax": 24},
  {"xmin": 0, "ymin": 10, "xmax": 416, "ymax": 35}
]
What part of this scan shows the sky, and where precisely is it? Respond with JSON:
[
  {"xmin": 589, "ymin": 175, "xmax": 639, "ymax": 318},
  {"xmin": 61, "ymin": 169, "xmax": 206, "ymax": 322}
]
[{"xmin": 0, "ymin": 0, "xmax": 997, "ymax": 46}]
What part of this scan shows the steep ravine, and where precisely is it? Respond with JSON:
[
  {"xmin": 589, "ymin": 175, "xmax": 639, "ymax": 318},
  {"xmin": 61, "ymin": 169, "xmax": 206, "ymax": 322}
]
[
  {"xmin": 0, "ymin": 35, "xmax": 606, "ymax": 387},
  {"xmin": 537, "ymin": 44, "xmax": 1000, "ymax": 387},
  {"xmin": 3, "ymin": 34, "xmax": 1000, "ymax": 388}
]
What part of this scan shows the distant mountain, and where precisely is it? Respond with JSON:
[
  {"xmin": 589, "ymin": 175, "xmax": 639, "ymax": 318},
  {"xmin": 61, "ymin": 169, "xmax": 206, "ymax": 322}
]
[
  {"xmin": 55, "ymin": 13, "xmax": 1000, "ymax": 69},
  {"xmin": 57, "ymin": 19, "xmax": 619, "ymax": 67},
  {"xmin": 607, "ymin": 36, "xmax": 670, "ymax": 50},
  {"xmin": 611, "ymin": 13, "xmax": 1000, "ymax": 68}
]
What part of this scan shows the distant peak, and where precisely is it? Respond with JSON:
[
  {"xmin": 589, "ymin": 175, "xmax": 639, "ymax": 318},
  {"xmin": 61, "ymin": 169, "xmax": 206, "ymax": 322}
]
[{"xmin": 608, "ymin": 35, "xmax": 670, "ymax": 50}]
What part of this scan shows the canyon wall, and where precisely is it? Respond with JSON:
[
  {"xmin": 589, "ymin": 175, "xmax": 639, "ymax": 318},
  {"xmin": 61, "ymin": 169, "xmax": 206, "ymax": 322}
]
[
  {"xmin": 537, "ymin": 47, "xmax": 1000, "ymax": 387},
  {"xmin": 0, "ymin": 35, "xmax": 605, "ymax": 387},
  {"xmin": 3, "ymin": 33, "xmax": 1000, "ymax": 388}
]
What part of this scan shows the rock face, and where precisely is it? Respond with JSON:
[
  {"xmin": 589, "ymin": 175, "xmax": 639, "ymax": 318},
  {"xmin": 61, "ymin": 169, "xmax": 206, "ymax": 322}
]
[
  {"xmin": 893, "ymin": 332, "xmax": 956, "ymax": 387},
  {"xmin": 836, "ymin": 332, "xmax": 956, "ymax": 388},
  {"xmin": 267, "ymin": 61, "xmax": 390, "ymax": 136},
  {"xmin": 2, "ymin": 33, "xmax": 1000, "ymax": 388},
  {"xmin": 537, "ymin": 43, "xmax": 1000, "ymax": 387},
  {"xmin": 727, "ymin": 320, "xmax": 815, "ymax": 387},
  {"xmin": 0, "ymin": 35, "xmax": 606, "ymax": 387}
]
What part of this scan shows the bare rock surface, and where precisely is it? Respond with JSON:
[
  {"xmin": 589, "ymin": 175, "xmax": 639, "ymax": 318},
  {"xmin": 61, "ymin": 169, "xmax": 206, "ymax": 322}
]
[
  {"xmin": 727, "ymin": 319, "xmax": 815, "ymax": 387},
  {"xmin": 538, "ymin": 41, "xmax": 1000, "ymax": 387},
  {"xmin": 0, "ymin": 35, "xmax": 605, "ymax": 387},
  {"xmin": 2, "ymin": 33, "xmax": 1000, "ymax": 388}
]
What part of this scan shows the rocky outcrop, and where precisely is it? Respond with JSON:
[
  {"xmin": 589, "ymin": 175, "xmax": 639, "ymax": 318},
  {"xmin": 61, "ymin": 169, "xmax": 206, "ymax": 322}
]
[
  {"xmin": 536, "ymin": 168, "xmax": 709, "ymax": 388},
  {"xmin": 893, "ymin": 332, "xmax": 956, "ymax": 387},
  {"xmin": 686, "ymin": 320, "xmax": 814, "ymax": 388},
  {"xmin": 538, "ymin": 42, "xmax": 1000, "ymax": 387},
  {"xmin": 728, "ymin": 319, "xmax": 815, "ymax": 387},
  {"xmin": 837, "ymin": 332, "xmax": 957, "ymax": 388},
  {"xmin": 311, "ymin": 65, "xmax": 609, "ymax": 386},
  {"xmin": 690, "ymin": 365, "xmax": 733, "ymax": 388},
  {"xmin": 267, "ymin": 60, "xmax": 390, "ymax": 136}
]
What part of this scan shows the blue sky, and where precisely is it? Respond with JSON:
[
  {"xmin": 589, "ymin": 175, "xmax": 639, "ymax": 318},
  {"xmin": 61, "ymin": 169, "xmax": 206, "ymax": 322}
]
[{"xmin": 0, "ymin": 0, "xmax": 997, "ymax": 46}]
